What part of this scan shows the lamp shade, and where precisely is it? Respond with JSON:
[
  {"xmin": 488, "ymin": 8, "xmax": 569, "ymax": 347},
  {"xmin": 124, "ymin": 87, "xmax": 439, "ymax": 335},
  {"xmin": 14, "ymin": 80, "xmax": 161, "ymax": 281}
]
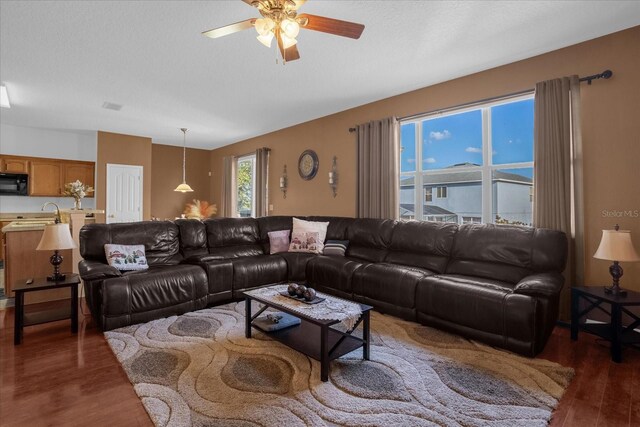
[
  {"xmin": 593, "ymin": 229, "xmax": 640, "ymax": 262},
  {"xmin": 36, "ymin": 223, "xmax": 77, "ymax": 251},
  {"xmin": 174, "ymin": 182, "xmax": 194, "ymax": 193}
]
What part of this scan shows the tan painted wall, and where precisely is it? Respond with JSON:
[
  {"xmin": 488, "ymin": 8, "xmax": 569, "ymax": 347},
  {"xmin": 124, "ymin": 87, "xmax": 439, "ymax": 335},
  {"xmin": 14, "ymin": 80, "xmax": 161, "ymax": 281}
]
[
  {"xmin": 96, "ymin": 131, "xmax": 152, "ymax": 222},
  {"xmin": 210, "ymin": 26, "xmax": 640, "ymax": 292},
  {"xmin": 151, "ymin": 144, "xmax": 213, "ymax": 220}
]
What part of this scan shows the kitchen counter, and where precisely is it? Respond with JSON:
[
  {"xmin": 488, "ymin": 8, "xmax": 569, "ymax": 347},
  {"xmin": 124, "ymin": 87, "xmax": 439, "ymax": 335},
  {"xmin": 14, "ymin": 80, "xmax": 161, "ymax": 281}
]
[
  {"xmin": 2, "ymin": 220, "xmax": 56, "ymax": 233},
  {"xmin": 1, "ymin": 209, "xmax": 103, "ymax": 233}
]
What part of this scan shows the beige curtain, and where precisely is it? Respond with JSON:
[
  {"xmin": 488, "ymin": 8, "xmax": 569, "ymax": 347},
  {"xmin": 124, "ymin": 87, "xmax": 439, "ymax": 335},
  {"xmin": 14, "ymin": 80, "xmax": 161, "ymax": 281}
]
[
  {"xmin": 221, "ymin": 155, "xmax": 236, "ymax": 217},
  {"xmin": 533, "ymin": 76, "xmax": 584, "ymax": 320},
  {"xmin": 255, "ymin": 147, "xmax": 270, "ymax": 217},
  {"xmin": 356, "ymin": 117, "xmax": 399, "ymax": 219}
]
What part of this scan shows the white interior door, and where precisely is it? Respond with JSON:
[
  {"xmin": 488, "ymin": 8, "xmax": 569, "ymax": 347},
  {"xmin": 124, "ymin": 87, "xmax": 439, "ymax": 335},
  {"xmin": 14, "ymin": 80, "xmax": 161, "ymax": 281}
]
[{"xmin": 106, "ymin": 164, "xmax": 143, "ymax": 224}]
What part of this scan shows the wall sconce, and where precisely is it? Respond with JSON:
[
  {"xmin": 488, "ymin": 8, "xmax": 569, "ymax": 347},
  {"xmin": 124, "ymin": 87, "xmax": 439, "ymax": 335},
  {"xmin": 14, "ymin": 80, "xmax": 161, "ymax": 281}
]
[
  {"xmin": 279, "ymin": 165, "xmax": 288, "ymax": 198},
  {"xmin": 329, "ymin": 156, "xmax": 338, "ymax": 198}
]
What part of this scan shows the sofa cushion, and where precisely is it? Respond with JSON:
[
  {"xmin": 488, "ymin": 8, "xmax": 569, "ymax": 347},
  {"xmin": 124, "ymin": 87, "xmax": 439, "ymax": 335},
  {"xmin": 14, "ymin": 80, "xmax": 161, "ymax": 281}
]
[
  {"xmin": 353, "ymin": 263, "xmax": 433, "ymax": 315},
  {"xmin": 257, "ymin": 216, "xmax": 294, "ymax": 253},
  {"xmin": 346, "ymin": 218, "xmax": 395, "ymax": 262},
  {"xmin": 416, "ymin": 274, "xmax": 516, "ymax": 335},
  {"xmin": 80, "ymin": 221, "xmax": 182, "ymax": 265},
  {"xmin": 306, "ymin": 255, "xmax": 368, "ymax": 298},
  {"xmin": 175, "ymin": 219, "xmax": 208, "ymax": 259},
  {"xmin": 385, "ymin": 221, "xmax": 457, "ymax": 273},
  {"xmin": 106, "ymin": 264, "xmax": 208, "ymax": 314},
  {"xmin": 204, "ymin": 218, "xmax": 264, "ymax": 258},
  {"xmin": 232, "ymin": 255, "xmax": 288, "ymax": 293},
  {"xmin": 446, "ymin": 224, "xmax": 535, "ymax": 284},
  {"xmin": 277, "ymin": 252, "xmax": 316, "ymax": 281},
  {"xmin": 307, "ymin": 216, "xmax": 355, "ymax": 240}
]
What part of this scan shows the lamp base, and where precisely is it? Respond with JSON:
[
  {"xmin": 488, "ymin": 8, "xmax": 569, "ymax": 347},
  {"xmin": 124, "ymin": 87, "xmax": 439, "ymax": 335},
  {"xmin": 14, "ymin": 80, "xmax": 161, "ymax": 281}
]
[
  {"xmin": 47, "ymin": 250, "xmax": 65, "ymax": 282},
  {"xmin": 604, "ymin": 261, "xmax": 627, "ymax": 297}
]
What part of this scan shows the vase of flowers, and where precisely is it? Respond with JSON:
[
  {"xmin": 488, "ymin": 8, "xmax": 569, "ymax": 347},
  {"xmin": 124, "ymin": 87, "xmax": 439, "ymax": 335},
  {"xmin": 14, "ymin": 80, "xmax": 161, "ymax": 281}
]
[{"xmin": 64, "ymin": 180, "xmax": 94, "ymax": 210}]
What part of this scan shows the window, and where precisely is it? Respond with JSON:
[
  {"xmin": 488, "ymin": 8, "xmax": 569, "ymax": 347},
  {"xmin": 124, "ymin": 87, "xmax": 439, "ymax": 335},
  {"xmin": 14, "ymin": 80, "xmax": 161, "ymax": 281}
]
[
  {"xmin": 424, "ymin": 187, "xmax": 432, "ymax": 202},
  {"xmin": 399, "ymin": 95, "xmax": 534, "ymax": 226},
  {"xmin": 236, "ymin": 154, "xmax": 256, "ymax": 218}
]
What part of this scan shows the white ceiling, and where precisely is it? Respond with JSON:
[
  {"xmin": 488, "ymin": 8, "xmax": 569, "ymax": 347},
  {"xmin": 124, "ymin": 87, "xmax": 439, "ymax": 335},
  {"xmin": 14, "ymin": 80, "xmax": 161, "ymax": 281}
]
[{"xmin": 1, "ymin": 1, "xmax": 638, "ymax": 149}]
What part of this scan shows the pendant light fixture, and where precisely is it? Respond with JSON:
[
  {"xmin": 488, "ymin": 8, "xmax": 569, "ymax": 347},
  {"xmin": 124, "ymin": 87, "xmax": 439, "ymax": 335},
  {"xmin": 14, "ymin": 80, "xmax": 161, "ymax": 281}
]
[{"xmin": 174, "ymin": 128, "xmax": 194, "ymax": 193}]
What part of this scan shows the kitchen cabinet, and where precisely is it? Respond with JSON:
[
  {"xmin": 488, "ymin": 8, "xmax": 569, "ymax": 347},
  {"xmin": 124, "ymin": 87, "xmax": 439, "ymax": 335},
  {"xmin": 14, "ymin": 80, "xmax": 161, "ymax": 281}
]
[
  {"xmin": 0, "ymin": 154, "xmax": 95, "ymax": 197},
  {"xmin": 29, "ymin": 160, "xmax": 64, "ymax": 196},
  {"xmin": 0, "ymin": 157, "xmax": 28, "ymax": 173},
  {"xmin": 63, "ymin": 163, "xmax": 95, "ymax": 195}
]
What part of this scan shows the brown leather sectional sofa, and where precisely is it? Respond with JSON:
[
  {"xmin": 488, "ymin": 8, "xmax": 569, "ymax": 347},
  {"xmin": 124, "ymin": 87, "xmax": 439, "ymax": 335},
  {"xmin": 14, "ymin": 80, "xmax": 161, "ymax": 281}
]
[{"xmin": 78, "ymin": 216, "xmax": 567, "ymax": 356}]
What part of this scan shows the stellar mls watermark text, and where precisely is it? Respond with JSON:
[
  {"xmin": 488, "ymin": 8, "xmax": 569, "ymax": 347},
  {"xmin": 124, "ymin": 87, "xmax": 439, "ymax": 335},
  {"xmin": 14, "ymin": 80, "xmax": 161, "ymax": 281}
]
[{"xmin": 601, "ymin": 209, "xmax": 639, "ymax": 218}]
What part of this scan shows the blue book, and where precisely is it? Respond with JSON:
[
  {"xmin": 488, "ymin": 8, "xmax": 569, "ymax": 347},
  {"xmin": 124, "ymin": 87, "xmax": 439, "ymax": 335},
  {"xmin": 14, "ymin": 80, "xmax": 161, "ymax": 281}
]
[{"xmin": 253, "ymin": 312, "xmax": 301, "ymax": 331}]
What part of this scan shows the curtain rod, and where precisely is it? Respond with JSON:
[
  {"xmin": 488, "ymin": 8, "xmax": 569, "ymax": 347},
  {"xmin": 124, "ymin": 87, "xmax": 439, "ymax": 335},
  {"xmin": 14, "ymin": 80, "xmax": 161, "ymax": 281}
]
[{"xmin": 348, "ymin": 69, "xmax": 613, "ymax": 133}]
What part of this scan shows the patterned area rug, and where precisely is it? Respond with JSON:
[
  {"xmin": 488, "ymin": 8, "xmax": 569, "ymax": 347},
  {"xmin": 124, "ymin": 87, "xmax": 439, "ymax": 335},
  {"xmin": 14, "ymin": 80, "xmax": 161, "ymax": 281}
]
[{"xmin": 105, "ymin": 302, "xmax": 573, "ymax": 427}]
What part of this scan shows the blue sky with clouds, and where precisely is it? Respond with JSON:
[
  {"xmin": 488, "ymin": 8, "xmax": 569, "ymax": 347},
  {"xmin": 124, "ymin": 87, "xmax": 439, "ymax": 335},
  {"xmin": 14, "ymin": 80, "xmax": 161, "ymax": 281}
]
[{"xmin": 401, "ymin": 99, "xmax": 534, "ymax": 176}]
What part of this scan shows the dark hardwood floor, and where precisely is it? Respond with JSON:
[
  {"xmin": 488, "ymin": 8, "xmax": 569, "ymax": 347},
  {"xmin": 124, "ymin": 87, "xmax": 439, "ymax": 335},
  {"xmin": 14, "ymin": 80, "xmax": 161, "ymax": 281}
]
[{"xmin": 1, "ymin": 301, "xmax": 638, "ymax": 427}]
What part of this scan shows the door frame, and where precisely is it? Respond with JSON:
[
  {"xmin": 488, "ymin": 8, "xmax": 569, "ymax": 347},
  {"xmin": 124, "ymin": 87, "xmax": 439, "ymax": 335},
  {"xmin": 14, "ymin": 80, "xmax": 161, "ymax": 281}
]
[{"xmin": 106, "ymin": 163, "xmax": 143, "ymax": 224}]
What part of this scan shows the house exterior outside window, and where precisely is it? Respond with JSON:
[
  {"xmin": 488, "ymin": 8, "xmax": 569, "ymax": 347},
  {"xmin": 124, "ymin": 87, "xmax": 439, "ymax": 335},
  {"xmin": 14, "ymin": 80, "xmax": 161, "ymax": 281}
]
[{"xmin": 399, "ymin": 95, "xmax": 534, "ymax": 225}]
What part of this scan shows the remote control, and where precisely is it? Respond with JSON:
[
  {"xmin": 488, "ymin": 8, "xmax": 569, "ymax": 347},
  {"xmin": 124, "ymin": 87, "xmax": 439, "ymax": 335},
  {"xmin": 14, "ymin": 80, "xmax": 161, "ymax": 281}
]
[{"xmin": 26, "ymin": 278, "xmax": 34, "ymax": 285}]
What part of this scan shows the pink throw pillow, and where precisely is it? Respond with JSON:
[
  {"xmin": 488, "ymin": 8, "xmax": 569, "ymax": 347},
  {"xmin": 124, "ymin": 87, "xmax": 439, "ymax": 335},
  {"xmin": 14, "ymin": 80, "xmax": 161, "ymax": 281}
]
[{"xmin": 268, "ymin": 230, "xmax": 290, "ymax": 254}]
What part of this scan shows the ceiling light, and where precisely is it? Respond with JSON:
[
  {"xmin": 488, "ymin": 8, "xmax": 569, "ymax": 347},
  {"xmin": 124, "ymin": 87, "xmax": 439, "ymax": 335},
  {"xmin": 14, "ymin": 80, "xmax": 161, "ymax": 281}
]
[
  {"xmin": 256, "ymin": 32, "xmax": 274, "ymax": 48},
  {"xmin": 280, "ymin": 33, "xmax": 297, "ymax": 49},
  {"xmin": 254, "ymin": 18, "xmax": 275, "ymax": 36},
  {"xmin": 0, "ymin": 85, "xmax": 10, "ymax": 108},
  {"xmin": 280, "ymin": 19, "xmax": 300, "ymax": 38},
  {"xmin": 174, "ymin": 128, "xmax": 194, "ymax": 193}
]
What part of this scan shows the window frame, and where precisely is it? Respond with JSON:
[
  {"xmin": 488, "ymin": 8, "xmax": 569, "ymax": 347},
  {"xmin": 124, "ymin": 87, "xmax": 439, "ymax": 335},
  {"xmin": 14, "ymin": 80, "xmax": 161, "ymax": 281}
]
[{"xmin": 399, "ymin": 93, "xmax": 534, "ymax": 224}]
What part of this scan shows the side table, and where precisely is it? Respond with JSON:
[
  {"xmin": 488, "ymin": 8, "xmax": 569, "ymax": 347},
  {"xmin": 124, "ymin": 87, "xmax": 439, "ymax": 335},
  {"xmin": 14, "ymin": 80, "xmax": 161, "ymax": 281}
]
[
  {"xmin": 571, "ymin": 286, "xmax": 640, "ymax": 362},
  {"xmin": 13, "ymin": 274, "xmax": 80, "ymax": 345}
]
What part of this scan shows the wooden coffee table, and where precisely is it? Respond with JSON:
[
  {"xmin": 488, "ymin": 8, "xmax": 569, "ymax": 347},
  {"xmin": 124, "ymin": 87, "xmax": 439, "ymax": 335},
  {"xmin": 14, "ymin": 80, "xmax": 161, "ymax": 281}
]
[{"xmin": 244, "ymin": 287, "xmax": 372, "ymax": 382}]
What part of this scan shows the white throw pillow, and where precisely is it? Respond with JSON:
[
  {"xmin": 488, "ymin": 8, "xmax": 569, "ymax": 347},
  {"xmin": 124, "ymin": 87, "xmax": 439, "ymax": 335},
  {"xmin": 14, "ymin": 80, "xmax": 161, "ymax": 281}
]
[
  {"xmin": 292, "ymin": 217, "xmax": 329, "ymax": 244},
  {"xmin": 289, "ymin": 231, "xmax": 322, "ymax": 254},
  {"xmin": 104, "ymin": 244, "xmax": 149, "ymax": 271}
]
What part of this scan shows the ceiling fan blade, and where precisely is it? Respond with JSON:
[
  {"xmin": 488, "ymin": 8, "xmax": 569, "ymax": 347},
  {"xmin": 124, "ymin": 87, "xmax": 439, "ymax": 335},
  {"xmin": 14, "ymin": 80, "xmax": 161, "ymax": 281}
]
[
  {"xmin": 298, "ymin": 14, "xmax": 364, "ymax": 39},
  {"xmin": 277, "ymin": 34, "xmax": 301, "ymax": 62},
  {"xmin": 202, "ymin": 18, "xmax": 256, "ymax": 39}
]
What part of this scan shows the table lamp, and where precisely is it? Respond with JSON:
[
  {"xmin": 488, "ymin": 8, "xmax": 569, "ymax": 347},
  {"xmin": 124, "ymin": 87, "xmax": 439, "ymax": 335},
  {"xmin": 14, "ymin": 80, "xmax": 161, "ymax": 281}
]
[
  {"xmin": 36, "ymin": 221, "xmax": 77, "ymax": 281},
  {"xmin": 593, "ymin": 224, "xmax": 640, "ymax": 296}
]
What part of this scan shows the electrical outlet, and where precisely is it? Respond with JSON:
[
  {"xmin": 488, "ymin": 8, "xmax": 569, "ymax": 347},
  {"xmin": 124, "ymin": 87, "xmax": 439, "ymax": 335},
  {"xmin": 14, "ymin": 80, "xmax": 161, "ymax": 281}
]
[
  {"xmin": 208, "ymin": 171, "xmax": 212, "ymax": 177},
  {"xmin": 269, "ymin": 204, "xmax": 274, "ymax": 211}
]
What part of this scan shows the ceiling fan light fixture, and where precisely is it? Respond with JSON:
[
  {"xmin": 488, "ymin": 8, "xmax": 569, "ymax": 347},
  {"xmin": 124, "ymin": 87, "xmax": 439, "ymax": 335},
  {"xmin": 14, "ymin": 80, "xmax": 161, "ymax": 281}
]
[
  {"xmin": 280, "ymin": 33, "xmax": 297, "ymax": 49},
  {"xmin": 280, "ymin": 19, "xmax": 300, "ymax": 38},
  {"xmin": 254, "ymin": 17, "xmax": 275, "ymax": 36},
  {"xmin": 256, "ymin": 32, "xmax": 274, "ymax": 47}
]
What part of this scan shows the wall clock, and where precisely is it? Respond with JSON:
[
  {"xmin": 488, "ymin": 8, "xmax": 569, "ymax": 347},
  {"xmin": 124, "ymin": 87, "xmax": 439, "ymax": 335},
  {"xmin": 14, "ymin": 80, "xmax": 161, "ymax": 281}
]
[{"xmin": 298, "ymin": 150, "xmax": 319, "ymax": 180}]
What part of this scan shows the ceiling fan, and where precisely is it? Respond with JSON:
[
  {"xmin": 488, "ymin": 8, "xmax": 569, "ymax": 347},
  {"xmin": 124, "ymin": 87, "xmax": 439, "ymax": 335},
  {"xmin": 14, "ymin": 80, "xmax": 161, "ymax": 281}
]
[{"xmin": 202, "ymin": 0, "xmax": 365, "ymax": 63}]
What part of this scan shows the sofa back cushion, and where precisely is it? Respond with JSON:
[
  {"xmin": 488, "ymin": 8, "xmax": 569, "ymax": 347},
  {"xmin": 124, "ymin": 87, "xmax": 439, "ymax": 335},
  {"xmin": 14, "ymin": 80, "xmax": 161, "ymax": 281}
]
[
  {"xmin": 346, "ymin": 218, "xmax": 395, "ymax": 262},
  {"xmin": 175, "ymin": 219, "xmax": 208, "ymax": 258},
  {"xmin": 79, "ymin": 221, "xmax": 182, "ymax": 265},
  {"xmin": 204, "ymin": 218, "xmax": 264, "ymax": 259},
  {"xmin": 307, "ymin": 216, "xmax": 355, "ymax": 241},
  {"xmin": 257, "ymin": 216, "xmax": 294, "ymax": 253},
  {"xmin": 385, "ymin": 221, "xmax": 458, "ymax": 273},
  {"xmin": 446, "ymin": 223, "xmax": 567, "ymax": 283}
]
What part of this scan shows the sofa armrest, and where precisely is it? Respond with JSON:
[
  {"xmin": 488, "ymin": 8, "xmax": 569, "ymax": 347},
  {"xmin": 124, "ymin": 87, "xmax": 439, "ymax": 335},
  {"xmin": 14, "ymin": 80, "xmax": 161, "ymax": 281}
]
[
  {"xmin": 79, "ymin": 260, "xmax": 122, "ymax": 281},
  {"xmin": 513, "ymin": 272, "xmax": 564, "ymax": 298}
]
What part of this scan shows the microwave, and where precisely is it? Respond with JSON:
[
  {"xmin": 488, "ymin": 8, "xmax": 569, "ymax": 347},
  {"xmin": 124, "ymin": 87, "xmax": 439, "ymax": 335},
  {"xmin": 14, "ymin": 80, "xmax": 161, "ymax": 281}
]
[{"xmin": 0, "ymin": 173, "xmax": 29, "ymax": 196}]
